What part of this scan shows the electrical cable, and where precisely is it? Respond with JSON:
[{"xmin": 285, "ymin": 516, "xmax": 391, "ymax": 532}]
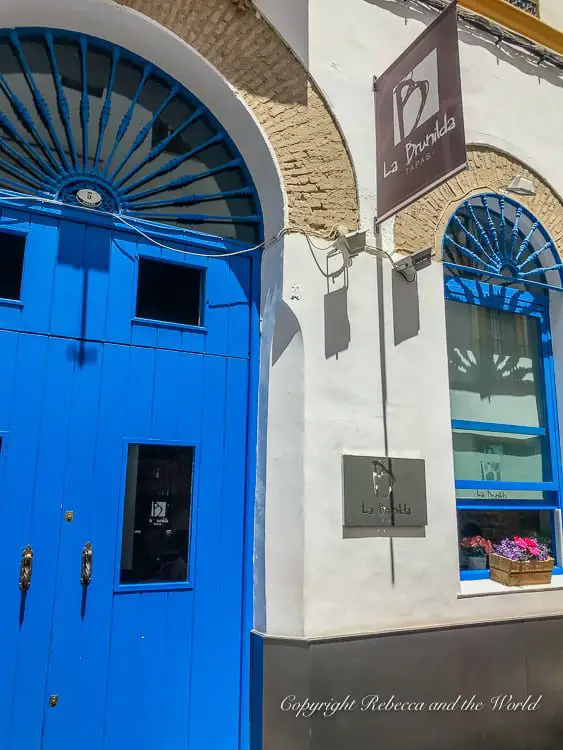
[
  {"xmin": 0, "ymin": 189, "xmax": 433, "ymax": 282},
  {"xmin": 0, "ymin": 189, "xmax": 285, "ymax": 257},
  {"xmin": 0, "ymin": 189, "xmax": 345, "ymax": 264},
  {"xmin": 305, "ymin": 234, "xmax": 348, "ymax": 278},
  {"xmin": 113, "ymin": 213, "xmax": 286, "ymax": 258},
  {"xmin": 408, "ymin": 0, "xmax": 563, "ymax": 73},
  {"xmin": 366, "ymin": 243, "xmax": 418, "ymax": 282}
]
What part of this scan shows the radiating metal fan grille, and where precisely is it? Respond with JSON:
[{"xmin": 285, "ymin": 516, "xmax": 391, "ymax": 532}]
[
  {"xmin": 0, "ymin": 28, "xmax": 261, "ymax": 243},
  {"xmin": 443, "ymin": 193, "xmax": 563, "ymax": 293},
  {"xmin": 506, "ymin": 0, "xmax": 538, "ymax": 16}
]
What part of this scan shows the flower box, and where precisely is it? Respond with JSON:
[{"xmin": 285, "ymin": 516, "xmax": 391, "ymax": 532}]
[{"xmin": 489, "ymin": 553, "xmax": 554, "ymax": 587}]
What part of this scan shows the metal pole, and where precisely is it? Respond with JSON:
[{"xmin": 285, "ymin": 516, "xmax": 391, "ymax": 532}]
[{"xmin": 375, "ymin": 224, "xmax": 396, "ymax": 583}]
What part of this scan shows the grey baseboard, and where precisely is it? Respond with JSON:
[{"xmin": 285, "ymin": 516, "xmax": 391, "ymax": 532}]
[{"xmin": 252, "ymin": 616, "xmax": 563, "ymax": 750}]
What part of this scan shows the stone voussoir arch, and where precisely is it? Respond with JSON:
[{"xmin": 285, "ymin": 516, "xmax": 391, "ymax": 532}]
[
  {"xmin": 117, "ymin": 0, "xmax": 359, "ymax": 236},
  {"xmin": 394, "ymin": 144, "xmax": 563, "ymax": 258}
]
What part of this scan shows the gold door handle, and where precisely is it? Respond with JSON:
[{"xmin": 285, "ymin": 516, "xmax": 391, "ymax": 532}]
[
  {"xmin": 80, "ymin": 542, "xmax": 93, "ymax": 586},
  {"xmin": 19, "ymin": 545, "xmax": 33, "ymax": 592}
]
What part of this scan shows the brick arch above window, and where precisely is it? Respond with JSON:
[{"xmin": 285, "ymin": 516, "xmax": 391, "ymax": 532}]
[
  {"xmin": 394, "ymin": 145, "xmax": 563, "ymax": 258},
  {"xmin": 117, "ymin": 0, "xmax": 359, "ymax": 236}
]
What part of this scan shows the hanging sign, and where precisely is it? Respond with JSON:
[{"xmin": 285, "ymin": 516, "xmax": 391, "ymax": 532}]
[{"xmin": 374, "ymin": 1, "xmax": 466, "ymax": 224}]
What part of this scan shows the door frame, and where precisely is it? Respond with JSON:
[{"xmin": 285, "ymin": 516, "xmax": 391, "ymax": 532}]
[
  {"xmin": 0, "ymin": 430, "xmax": 9, "ymax": 506},
  {"xmin": 0, "ymin": 196, "xmax": 262, "ymax": 750}
]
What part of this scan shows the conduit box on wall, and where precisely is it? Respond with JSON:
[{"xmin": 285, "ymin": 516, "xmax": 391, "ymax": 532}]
[{"xmin": 342, "ymin": 455, "xmax": 427, "ymax": 527}]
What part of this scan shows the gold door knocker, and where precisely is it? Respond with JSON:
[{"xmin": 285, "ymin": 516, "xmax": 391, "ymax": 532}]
[
  {"xmin": 19, "ymin": 545, "xmax": 33, "ymax": 592},
  {"xmin": 80, "ymin": 542, "xmax": 93, "ymax": 587}
]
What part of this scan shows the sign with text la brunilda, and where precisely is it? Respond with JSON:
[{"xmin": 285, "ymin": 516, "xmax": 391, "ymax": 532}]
[{"xmin": 374, "ymin": 0, "xmax": 466, "ymax": 224}]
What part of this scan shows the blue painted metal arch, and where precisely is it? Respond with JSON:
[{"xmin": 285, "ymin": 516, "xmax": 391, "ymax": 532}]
[
  {"xmin": 0, "ymin": 27, "xmax": 262, "ymax": 244},
  {"xmin": 442, "ymin": 192, "xmax": 563, "ymax": 293}
]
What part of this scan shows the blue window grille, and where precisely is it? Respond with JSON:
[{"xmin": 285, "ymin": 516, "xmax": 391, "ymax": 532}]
[
  {"xmin": 443, "ymin": 193, "xmax": 563, "ymax": 293},
  {"xmin": 443, "ymin": 193, "xmax": 563, "ymax": 581},
  {"xmin": 0, "ymin": 28, "xmax": 261, "ymax": 244},
  {"xmin": 506, "ymin": 0, "xmax": 539, "ymax": 16}
]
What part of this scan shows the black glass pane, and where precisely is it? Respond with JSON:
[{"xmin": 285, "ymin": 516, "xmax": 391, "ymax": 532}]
[
  {"xmin": 135, "ymin": 257, "xmax": 202, "ymax": 326},
  {"xmin": 120, "ymin": 444, "xmax": 194, "ymax": 584},
  {"xmin": 0, "ymin": 232, "xmax": 26, "ymax": 300}
]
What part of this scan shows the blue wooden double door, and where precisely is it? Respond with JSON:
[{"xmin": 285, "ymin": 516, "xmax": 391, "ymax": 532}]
[{"xmin": 0, "ymin": 207, "xmax": 253, "ymax": 749}]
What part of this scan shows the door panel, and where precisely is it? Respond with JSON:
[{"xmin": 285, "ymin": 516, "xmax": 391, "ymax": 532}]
[
  {"xmin": 0, "ymin": 334, "xmax": 75, "ymax": 750},
  {"xmin": 0, "ymin": 211, "xmax": 252, "ymax": 360},
  {"xmin": 41, "ymin": 339, "xmax": 106, "ymax": 750},
  {"xmin": 50, "ymin": 221, "xmax": 90, "ymax": 340},
  {"xmin": 0, "ymin": 207, "xmax": 253, "ymax": 750},
  {"xmin": 47, "ymin": 343, "xmax": 131, "ymax": 750},
  {"xmin": 39, "ymin": 345, "xmax": 248, "ymax": 750},
  {"xmin": 17, "ymin": 216, "xmax": 61, "ymax": 334}
]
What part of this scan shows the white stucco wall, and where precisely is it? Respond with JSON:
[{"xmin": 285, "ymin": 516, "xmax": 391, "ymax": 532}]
[
  {"xmin": 254, "ymin": 0, "xmax": 309, "ymax": 65},
  {"xmin": 540, "ymin": 0, "xmax": 563, "ymax": 31},
  {"xmin": 262, "ymin": 0, "xmax": 563, "ymax": 637}
]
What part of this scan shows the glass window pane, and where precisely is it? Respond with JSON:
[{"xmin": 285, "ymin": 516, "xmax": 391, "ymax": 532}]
[
  {"xmin": 457, "ymin": 509, "xmax": 554, "ymax": 572},
  {"xmin": 452, "ymin": 430, "xmax": 548, "ymax": 484},
  {"xmin": 446, "ymin": 301, "xmax": 545, "ymax": 427},
  {"xmin": 136, "ymin": 258, "xmax": 203, "ymax": 326},
  {"xmin": 120, "ymin": 444, "xmax": 194, "ymax": 584},
  {"xmin": 0, "ymin": 232, "xmax": 26, "ymax": 301}
]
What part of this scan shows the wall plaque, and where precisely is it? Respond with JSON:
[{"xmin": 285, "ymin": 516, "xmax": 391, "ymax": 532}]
[{"xmin": 342, "ymin": 455, "xmax": 427, "ymax": 528}]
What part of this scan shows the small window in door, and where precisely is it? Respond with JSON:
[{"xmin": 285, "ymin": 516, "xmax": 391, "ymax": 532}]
[
  {"xmin": 135, "ymin": 257, "xmax": 203, "ymax": 326},
  {"xmin": 0, "ymin": 232, "xmax": 26, "ymax": 301},
  {"xmin": 120, "ymin": 444, "xmax": 194, "ymax": 585}
]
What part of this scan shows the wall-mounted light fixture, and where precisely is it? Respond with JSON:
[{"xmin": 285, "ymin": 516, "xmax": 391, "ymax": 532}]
[
  {"xmin": 505, "ymin": 175, "xmax": 536, "ymax": 196},
  {"xmin": 336, "ymin": 226, "xmax": 367, "ymax": 256},
  {"xmin": 393, "ymin": 247, "xmax": 432, "ymax": 282}
]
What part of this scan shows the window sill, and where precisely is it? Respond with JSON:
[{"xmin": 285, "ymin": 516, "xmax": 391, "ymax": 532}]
[
  {"xmin": 115, "ymin": 580, "xmax": 194, "ymax": 594},
  {"xmin": 131, "ymin": 317, "xmax": 207, "ymax": 333},
  {"xmin": 0, "ymin": 297, "xmax": 23, "ymax": 308},
  {"xmin": 459, "ymin": 575, "xmax": 563, "ymax": 598}
]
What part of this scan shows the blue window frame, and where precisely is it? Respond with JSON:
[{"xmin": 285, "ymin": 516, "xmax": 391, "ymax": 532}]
[
  {"xmin": 0, "ymin": 227, "xmax": 28, "ymax": 308},
  {"xmin": 443, "ymin": 193, "xmax": 563, "ymax": 581},
  {"xmin": 115, "ymin": 438, "xmax": 200, "ymax": 594}
]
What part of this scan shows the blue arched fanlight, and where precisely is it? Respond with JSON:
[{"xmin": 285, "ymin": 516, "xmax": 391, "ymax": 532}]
[
  {"xmin": 0, "ymin": 28, "xmax": 261, "ymax": 243},
  {"xmin": 443, "ymin": 193, "xmax": 563, "ymax": 293}
]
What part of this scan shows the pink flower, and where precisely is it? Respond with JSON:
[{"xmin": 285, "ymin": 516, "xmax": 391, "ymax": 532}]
[{"xmin": 460, "ymin": 535, "xmax": 492, "ymax": 555}]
